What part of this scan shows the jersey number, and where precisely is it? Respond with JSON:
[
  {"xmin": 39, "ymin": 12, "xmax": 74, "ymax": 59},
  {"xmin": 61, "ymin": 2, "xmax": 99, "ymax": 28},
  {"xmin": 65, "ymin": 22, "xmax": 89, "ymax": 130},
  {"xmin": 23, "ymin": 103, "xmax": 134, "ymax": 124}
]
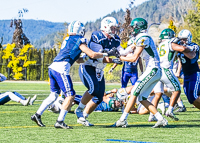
[
  {"xmin": 180, "ymin": 54, "xmax": 186, "ymax": 63},
  {"xmin": 159, "ymin": 45, "xmax": 166, "ymax": 57}
]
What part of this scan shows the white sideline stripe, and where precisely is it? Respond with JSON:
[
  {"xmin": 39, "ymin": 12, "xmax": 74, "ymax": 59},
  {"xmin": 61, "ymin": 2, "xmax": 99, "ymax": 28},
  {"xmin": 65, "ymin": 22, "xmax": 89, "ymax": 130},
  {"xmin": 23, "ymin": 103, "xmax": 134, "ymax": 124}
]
[
  {"xmin": 0, "ymin": 90, "xmax": 86, "ymax": 92},
  {"xmin": 3, "ymin": 81, "xmax": 122, "ymax": 85}
]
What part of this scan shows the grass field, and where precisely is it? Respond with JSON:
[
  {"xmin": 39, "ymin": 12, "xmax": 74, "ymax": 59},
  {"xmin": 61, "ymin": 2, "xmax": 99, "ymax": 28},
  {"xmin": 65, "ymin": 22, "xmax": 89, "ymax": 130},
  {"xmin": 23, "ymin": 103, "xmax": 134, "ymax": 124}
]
[{"xmin": 0, "ymin": 81, "xmax": 200, "ymax": 143}]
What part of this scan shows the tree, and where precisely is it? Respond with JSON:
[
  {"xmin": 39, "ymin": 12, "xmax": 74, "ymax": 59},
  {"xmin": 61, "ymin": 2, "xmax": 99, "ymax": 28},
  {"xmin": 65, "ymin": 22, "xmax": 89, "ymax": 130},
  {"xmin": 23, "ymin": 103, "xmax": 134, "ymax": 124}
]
[
  {"xmin": 119, "ymin": 9, "xmax": 132, "ymax": 42},
  {"xmin": 2, "ymin": 44, "xmax": 36, "ymax": 80},
  {"xmin": 181, "ymin": 0, "xmax": 200, "ymax": 45}
]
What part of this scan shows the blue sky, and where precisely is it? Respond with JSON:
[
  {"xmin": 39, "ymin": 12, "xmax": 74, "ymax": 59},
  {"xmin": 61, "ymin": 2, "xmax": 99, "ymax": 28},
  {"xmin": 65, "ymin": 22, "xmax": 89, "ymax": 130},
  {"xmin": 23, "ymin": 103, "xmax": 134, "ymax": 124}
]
[{"xmin": 0, "ymin": 0, "xmax": 149, "ymax": 23}]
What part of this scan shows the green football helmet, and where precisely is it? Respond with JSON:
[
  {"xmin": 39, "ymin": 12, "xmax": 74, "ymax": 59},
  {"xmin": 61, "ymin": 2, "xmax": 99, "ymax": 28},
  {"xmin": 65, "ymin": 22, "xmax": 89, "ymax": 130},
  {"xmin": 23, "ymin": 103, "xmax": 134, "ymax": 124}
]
[
  {"xmin": 159, "ymin": 28, "xmax": 175, "ymax": 40},
  {"xmin": 130, "ymin": 18, "xmax": 148, "ymax": 36}
]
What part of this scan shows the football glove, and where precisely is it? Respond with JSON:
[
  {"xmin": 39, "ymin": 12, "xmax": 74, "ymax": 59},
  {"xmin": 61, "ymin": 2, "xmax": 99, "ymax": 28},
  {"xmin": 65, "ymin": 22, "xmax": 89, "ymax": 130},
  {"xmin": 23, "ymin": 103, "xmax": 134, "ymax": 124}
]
[
  {"xmin": 108, "ymin": 67, "xmax": 114, "ymax": 74},
  {"xmin": 107, "ymin": 47, "xmax": 120, "ymax": 58}
]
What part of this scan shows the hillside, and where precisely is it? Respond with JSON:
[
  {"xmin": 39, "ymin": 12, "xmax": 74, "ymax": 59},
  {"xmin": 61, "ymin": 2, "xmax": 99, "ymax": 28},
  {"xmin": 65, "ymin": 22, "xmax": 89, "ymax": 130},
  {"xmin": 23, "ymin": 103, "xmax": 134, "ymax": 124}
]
[
  {"xmin": 0, "ymin": 0, "xmax": 195, "ymax": 49},
  {"xmin": 0, "ymin": 20, "xmax": 65, "ymax": 46},
  {"xmin": 84, "ymin": 0, "xmax": 194, "ymax": 32}
]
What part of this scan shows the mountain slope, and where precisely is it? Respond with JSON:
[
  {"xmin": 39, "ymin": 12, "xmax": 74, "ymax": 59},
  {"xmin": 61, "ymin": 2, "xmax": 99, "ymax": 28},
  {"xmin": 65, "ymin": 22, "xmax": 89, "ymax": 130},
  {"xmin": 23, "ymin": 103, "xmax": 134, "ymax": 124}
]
[{"xmin": 0, "ymin": 0, "xmax": 195, "ymax": 48}]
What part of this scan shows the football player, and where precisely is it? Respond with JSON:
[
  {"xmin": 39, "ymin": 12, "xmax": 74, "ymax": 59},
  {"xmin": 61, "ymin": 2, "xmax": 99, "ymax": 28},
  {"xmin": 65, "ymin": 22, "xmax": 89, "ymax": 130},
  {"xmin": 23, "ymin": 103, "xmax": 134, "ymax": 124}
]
[
  {"xmin": 112, "ymin": 17, "xmax": 168, "ymax": 128},
  {"xmin": 0, "ymin": 91, "xmax": 37, "ymax": 106},
  {"xmin": 75, "ymin": 17, "xmax": 123, "ymax": 126},
  {"xmin": 176, "ymin": 29, "xmax": 200, "ymax": 109},
  {"xmin": 149, "ymin": 28, "xmax": 181, "ymax": 122},
  {"xmin": 109, "ymin": 37, "xmax": 144, "ymax": 88},
  {"xmin": 31, "ymin": 21, "xmax": 119, "ymax": 129},
  {"xmin": 0, "ymin": 73, "xmax": 37, "ymax": 106},
  {"xmin": 48, "ymin": 89, "xmax": 122, "ymax": 113}
]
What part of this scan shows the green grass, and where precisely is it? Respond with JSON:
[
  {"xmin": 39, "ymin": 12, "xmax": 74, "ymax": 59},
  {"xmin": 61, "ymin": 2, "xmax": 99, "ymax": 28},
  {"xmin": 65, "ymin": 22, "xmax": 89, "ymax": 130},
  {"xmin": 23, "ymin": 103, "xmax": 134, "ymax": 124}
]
[{"xmin": 0, "ymin": 82, "xmax": 200, "ymax": 143}]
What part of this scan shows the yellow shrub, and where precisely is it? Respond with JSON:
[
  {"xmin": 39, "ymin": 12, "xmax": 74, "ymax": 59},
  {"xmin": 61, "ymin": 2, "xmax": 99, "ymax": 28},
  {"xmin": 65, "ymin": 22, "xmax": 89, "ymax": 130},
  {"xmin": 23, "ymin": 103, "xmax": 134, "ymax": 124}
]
[{"xmin": 2, "ymin": 44, "xmax": 36, "ymax": 80}]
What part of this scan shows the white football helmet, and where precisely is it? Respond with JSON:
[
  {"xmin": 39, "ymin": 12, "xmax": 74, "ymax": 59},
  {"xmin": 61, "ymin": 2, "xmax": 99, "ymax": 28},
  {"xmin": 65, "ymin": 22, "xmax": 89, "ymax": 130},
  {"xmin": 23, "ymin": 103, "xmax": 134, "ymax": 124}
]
[
  {"xmin": 68, "ymin": 21, "xmax": 85, "ymax": 36},
  {"xmin": 178, "ymin": 29, "xmax": 192, "ymax": 44},
  {"xmin": 100, "ymin": 17, "xmax": 119, "ymax": 37},
  {"xmin": 116, "ymin": 88, "xmax": 128, "ymax": 101}
]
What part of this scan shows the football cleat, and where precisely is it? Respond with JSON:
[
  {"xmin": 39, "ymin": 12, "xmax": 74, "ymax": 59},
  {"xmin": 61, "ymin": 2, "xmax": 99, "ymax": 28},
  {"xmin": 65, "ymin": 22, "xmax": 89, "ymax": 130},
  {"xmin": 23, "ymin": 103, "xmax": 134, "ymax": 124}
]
[
  {"xmin": 77, "ymin": 117, "xmax": 94, "ymax": 127},
  {"xmin": 111, "ymin": 119, "xmax": 128, "ymax": 128},
  {"xmin": 174, "ymin": 105, "xmax": 186, "ymax": 112},
  {"xmin": 29, "ymin": 95, "xmax": 37, "ymax": 105},
  {"xmin": 31, "ymin": 114, "xmax": 45, "ymax": 127},
  {"xmin": 152, "ymin": 118, "xmax": 168, "ymax": 128},
  {"xmin": 54, "ymin": 121, "xmax": 73, "ymax": 129},
  {"xmin": 166, "ymin": 111, "xmax": 179, "ymax": 121},
  {"xmin": 23, "ymin": 97, "xmax": 31, "ymax": 106}
]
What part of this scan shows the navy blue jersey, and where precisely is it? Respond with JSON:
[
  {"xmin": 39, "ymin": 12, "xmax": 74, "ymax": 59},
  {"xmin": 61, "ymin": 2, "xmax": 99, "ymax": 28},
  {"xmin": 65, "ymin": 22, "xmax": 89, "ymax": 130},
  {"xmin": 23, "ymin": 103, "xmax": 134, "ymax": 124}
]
[
  {"xmin": 177, "ymin": 42, "xmax": 200, "ymax": 76},
  {"xmin": 123, "ymin": 60, "xmax": 138, "ymax": 73},
  {"xmin": 88, "ymin": 31, "xmax": 120, "ymax": 51},
  {"xmin": 53, "ymin": 35, "xmax": 86, "ymax": 65}
]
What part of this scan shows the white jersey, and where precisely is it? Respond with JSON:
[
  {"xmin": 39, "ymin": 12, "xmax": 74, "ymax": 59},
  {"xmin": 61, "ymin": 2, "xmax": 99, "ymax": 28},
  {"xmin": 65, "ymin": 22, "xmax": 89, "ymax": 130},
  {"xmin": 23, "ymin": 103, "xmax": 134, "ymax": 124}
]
[
  {"xmin": 157, "ymin": 39, "xmax": 177, "ymax": 69},
  {"xmin": 135, "ymin": 32, "xmax": 160, "ymax": 69}
]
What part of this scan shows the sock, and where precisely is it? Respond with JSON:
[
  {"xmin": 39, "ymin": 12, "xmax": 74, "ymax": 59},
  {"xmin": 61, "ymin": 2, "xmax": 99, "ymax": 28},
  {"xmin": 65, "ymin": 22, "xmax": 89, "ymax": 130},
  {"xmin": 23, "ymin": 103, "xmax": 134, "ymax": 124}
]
[
  {"xmin": 149, "ymin": 112, "xmax": 154, "ymax": 117},
  {"xmin": 177, "ymin": 101, "xmax": 184, "ymax": 108},
  {"xmin": 168, "ymin": 106, "xmax": 173, "ymax": 113},
  {"xmin": 57, "ymin": 109, "xmax": 68, "ymax": 122},
  {"xmin": 8, "ymin": 92, "xmax": 23, "ymax": 103},
  {"xmin": 78, "ymin": 102, "xmax": 86, "ymax": 110},
  {"xmin": 120, "ymin": 111, "xmax": 129, "ymax": 121},
  {"xmin": 36, "ymin": 93, "xmax": 57, "ymax": 115},
  {"xmin": 83, "ymin": 111, "xmax": 89, "ymax": 118},
  {"xmin": 19, "ymin": 99, "xmax": 26, "ymax": 105},
  {"xmin": 154, "ymin": 112, "xmax": 163, "ymax": 121}
]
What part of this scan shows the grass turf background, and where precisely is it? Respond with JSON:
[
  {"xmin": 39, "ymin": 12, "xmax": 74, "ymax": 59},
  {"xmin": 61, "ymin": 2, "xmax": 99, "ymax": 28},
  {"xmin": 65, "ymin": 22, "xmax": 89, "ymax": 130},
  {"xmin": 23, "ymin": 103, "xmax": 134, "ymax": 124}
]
[{"xmin": 0, "ymin": 82, "xmax": 200, "ymax": 143}]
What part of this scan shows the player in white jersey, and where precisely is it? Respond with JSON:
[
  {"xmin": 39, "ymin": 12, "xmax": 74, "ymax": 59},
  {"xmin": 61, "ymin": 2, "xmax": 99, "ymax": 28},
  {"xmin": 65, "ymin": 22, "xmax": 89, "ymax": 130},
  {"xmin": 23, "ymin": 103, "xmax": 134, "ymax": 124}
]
[
  {"xmin": 149, "ymin": 28, "xmax": 180, "ymax": 121},
  {"xmin": 112, "ymin": 18, "xmax": 168, "ymax": 128}
]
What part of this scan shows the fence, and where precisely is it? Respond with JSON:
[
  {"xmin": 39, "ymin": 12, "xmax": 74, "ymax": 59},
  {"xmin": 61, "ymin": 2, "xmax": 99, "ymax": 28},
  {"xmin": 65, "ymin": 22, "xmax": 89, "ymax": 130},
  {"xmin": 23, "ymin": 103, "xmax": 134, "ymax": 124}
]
[{"xmin": 0, "ymin": 48, "xmax": 123, "ymax": 82}]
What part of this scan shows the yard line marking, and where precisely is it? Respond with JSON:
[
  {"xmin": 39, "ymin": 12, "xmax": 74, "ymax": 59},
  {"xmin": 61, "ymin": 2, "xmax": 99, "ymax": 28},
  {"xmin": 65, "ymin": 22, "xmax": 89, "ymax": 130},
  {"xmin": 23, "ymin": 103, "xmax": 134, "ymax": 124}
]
[
  {"xmin": 0, "ymin": 120, "xmax": 189, "ymax": 129},
  {"xmin": 106, "ymin": 139, "xmax": 158, "ymax": 143}
]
